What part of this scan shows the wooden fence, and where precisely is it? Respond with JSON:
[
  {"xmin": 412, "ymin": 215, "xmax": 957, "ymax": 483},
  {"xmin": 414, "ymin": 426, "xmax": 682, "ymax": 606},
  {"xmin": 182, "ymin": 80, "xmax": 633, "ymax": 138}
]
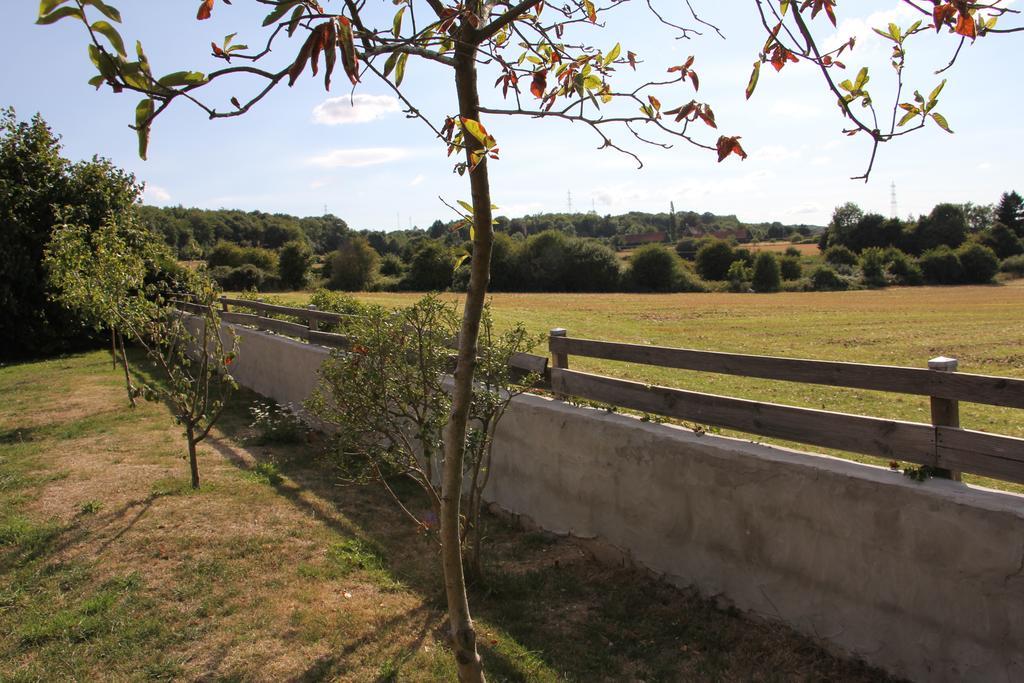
[
  {"xmin": 548, "ymin": 330, "xmax": 1024, "ymax": 485},
  {"xmin": 174, "ymin": 297, "xmax": 1024, "ymax": 485}
]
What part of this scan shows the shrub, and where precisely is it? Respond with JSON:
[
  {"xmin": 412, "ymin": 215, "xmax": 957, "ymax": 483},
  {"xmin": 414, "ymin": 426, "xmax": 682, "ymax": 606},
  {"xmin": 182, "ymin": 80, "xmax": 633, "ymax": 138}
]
[
  {"xmin": 824, "ymin": 244, "xmax": 857, "ymax": 267},
  {"xmin": 784, "ymin": 246, "xmax": 801, "ymax": 258},
  {"xmin": 627, "ymin": 244, "xmax": 679, "ymax": 292},
  {"xmin": 379, "ymin": 253, "xmax": 404, "ymax": 277},
  {"xmin": 809, "ymin": 265, "xmax": 848, "ymax": 291},
  {"xmin": 516, "ymin": 230, "xmax": 571, "ymax": 291},
  {"xmin": 1000, "ymin": 254, "xmax": 1024, "ymax": 277},
  {"xmin": 278, "ymin": 239, "xmax": 313, "ymax": 290},
  {"xmin": 564, "ymin": 239, "xmax": 621, "ymax": 291},
  {"xmin": 403, "ymin": 240, "xmax": 454, "ymax": 291},
  {"xmin": 751, "ymin": 252, "xmax": 781, "ymax": 293},
  {"xmin": 240, "ymin": 246, "xmax": 278, "ymax": 272},
  {"xmin": 956, "ymin": 243, "xmax": 999, "ymax": 284},
  {"xmin": 488, "ymin": 231, "xmax": 522, "ymax": 291},
  {"xmin": 726, "ymin": 260, "xmax": 750, "ymax": 292},
  {"xmin": 978, "ymin": 223, "xmax": 1023, "ymax": 260},
  {"xmin": 330, "ymin": 236, "xmax": 379, "ymax": 291},
  {"xmin": 216, "ymin": 264, "xmax": 265, "ymax": 291},
  {"xmin": 695, "ymin": 238, "xmax": 735, "ymax": 281},
  {"xmin": 883, "ymin": 248, "xmax": 923, "ymax": 286},
  {"xmin": 675, "ymin": 237, "xmax": 699, "ymax": 259},
  {"xmin": 779, "ymin": 255, "xmax": 802, "ymax": 280},
  {"xmin": 918, "ymin": 246, "xmax": 963, "ymax": 284},
  {"xmin": 208, "ymin": 240, "xmax": 245, "ymax": 267},
  {"xmin": 249, "ymin": 400, "xmax": 307, "ymax": 445},
  {"xmin": 859, "ymin": 247, "xmax": 887, "ymax": 287}
]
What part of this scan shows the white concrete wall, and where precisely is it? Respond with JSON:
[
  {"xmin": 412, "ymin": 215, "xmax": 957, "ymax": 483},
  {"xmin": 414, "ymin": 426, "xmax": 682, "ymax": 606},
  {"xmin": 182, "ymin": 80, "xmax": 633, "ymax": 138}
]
[{"xmin": 203, "ymin": 319, "xmax": 1024, "ymax": 682}]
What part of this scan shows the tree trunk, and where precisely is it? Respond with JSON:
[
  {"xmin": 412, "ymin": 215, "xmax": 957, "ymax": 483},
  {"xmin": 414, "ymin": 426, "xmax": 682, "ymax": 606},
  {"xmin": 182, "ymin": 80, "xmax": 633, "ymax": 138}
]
[
  {"xmin": 111, "ymin": 328, "xmax": 117, "ymax": 370},
  {"xmin": 118, "ymin": 332, "xmax": 137, "ymax": 408},
  {"xmin": 439, "ymin": 36, "xmax": 494, "ymax": 683},
  {"xmin": 187, "ymin": 427, "xmax": 200, "ymax": 489}
]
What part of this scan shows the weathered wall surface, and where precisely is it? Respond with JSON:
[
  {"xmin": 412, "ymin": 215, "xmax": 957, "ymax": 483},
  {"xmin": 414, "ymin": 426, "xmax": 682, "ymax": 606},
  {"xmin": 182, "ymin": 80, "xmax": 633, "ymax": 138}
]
[{"xmin": 201, "ymin": 319, "xmax": 1024, "ymax": 682}]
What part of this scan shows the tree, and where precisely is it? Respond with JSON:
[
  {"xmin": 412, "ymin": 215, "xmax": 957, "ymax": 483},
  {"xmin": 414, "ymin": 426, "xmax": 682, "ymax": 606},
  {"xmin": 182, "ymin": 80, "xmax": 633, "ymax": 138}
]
[
  {"xmin": 995, "ymin": 191, "xmax": 1024, "ymax": 237},
  {"xmin": 46, "ymin": 214, "xmax": 237, "ymax": 489},
  {"xmin": 329, "ymin": 235, "xmax": 379, "ymax": 291},
  {"xmin": 910, "ymin": 203, "xmax": 967, "ymax": 254},
  {"xmin": 751, "ymin": 252, "xmax": 781, "ymax": 293},
  {"xmin": 40, "ymin": 0, "xmax": 1021, "ymax": 676},
  {"xmin": 0, "ymin": 108, "xmax": 139, "ymax": 359},
  {"xmin": 957, "ymin": 242, "xmax": 999, "ymax": 284},
  {"xmin": 695, "ymin": 239, "xmax": 736, "ymax": 281},
  {"xmin": 627, "ymin": 244, "xmax": 680, "ymax": 292},
  {"xmin": 405, "ymin": 240, "xmax": 455, "ymax": 291},
  {"xmin": 278, "ymin": 239, "xmax": 314, "ymax": 290},
  {"xmin": 979, "ymin": 223, "xmax": 1024, "ymax": 260}
]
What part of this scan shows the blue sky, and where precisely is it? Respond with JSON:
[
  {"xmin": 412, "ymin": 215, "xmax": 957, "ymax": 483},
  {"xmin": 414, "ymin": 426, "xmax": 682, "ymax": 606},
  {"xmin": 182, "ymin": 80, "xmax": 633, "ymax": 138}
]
[{"xmin": 2, "ymin": 1, "xmax": 1021, "ymax": 231}]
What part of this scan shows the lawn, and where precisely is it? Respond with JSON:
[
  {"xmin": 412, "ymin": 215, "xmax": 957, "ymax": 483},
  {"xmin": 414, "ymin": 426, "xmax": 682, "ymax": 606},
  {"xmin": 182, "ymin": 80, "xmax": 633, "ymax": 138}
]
[
  {"xmin": 264, "ymin": 281, "xmax": 1024, "ymax": 493},
  {"xmin": 0, "ymin": 350, "xmax": 893, "ymax": 680}
]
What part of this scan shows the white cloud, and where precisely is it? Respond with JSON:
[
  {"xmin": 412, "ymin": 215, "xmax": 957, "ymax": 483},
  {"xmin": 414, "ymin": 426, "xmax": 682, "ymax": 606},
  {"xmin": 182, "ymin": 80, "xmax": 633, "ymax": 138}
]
[
  {"xmin": 977, "ymin": 162, "xmax": 993, "ymax": 171},
  {"xmin": 751, "ymin": 145, "xmax": 801, "ymax": 163},
  {"xmin": 769, "ymin": 100, "xmax": 823, "ymax": 120},
  {"xmin": 409, "ymin": 174, "xmax": 425, "ymax": 187},
  {"xmin": 144, "ymin": 184, "xmax": 171, "ymax": 202},
  {"xmin": 823, "ymin": 3, "xmax": 916, "ymax": 53},
  {"xmin": 309, "ymin": 179, "xmax": 330, "ymax": 189},
  {"xmin": 305, "ymin": 148, "xmax": 409, "ymax": 168},
  {"xmin": 312, "ymin": 94, "xmax": 401, "ymax": 125}
]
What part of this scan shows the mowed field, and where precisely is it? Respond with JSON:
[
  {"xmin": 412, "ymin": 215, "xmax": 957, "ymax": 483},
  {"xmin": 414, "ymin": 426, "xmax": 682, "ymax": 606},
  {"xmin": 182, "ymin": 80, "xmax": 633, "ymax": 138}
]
[
  {"xmin": 745, "ymin": 241, "xmax": 821, "ymax": 255},
  {"xmin": 267, "ymin": 281, "xmax": 1024, "ymax": 492}
]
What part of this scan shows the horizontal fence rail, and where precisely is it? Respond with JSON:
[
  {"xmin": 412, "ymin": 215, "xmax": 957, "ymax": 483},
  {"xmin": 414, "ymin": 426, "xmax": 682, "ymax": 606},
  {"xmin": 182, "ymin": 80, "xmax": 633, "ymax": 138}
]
[
  {"xmin": 549, "ymin": 336, "xmax": 1024, "ymax": 409},
  {"xmin": 549, "ymin": 332, "xmax": 1024, "ymax": 485}
]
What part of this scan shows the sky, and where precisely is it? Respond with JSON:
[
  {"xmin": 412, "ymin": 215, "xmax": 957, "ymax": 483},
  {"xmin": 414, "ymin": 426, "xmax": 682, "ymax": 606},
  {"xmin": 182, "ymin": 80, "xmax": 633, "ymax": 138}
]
[{"xmin": 2, "ymin": 1, "xmax": 1022, "ymax": 231}]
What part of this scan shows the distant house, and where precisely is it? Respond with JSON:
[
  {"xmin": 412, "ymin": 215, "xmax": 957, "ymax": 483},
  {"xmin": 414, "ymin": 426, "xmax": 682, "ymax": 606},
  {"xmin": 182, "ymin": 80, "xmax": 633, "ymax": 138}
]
[{"xmin": 620, "ymin": 231, "xmax": 668, "ymax": 247}]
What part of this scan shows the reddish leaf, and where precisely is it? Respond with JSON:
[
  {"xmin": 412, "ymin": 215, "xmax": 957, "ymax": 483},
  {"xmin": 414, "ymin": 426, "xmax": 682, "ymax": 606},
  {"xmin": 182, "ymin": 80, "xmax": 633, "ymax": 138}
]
[
  {"xmin": 530, "ymin": 70, "xmax": 547, "ymax": 98},
  {"xmin": 716, "ymin": 135, "xmax": 747, "ymax": 162},
  {"xmin": 688, "ymin": 71, "xmax": 699, "ymax": 91},
  {"xmin": 954, "ymin": 11, "xmax": 976, "ymax": 39},
  {"xmin": 933, "ymin": 3, "xmax": 956, "ymax": 32},
  {"xmin": 211, "ymin": 42, "xmax": 226, "ymax": 58},
  {"xmin": 197, "ymin": 0, "xmax": 214, "ymax": 21},
  {"xmin": 627, "ymin": 51, "xmax": 637, "ymax": 70}
]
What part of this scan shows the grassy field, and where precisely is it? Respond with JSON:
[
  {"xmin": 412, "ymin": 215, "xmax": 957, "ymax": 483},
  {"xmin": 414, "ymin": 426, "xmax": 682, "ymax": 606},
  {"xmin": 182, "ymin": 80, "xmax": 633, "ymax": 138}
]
[
  {"xmin": 263, "ymin": 281, "xmax": 1024, "ymax": 493},
  {"xmin": 0, "ymin": 351, "xmax": 893, "ymax": 681}
]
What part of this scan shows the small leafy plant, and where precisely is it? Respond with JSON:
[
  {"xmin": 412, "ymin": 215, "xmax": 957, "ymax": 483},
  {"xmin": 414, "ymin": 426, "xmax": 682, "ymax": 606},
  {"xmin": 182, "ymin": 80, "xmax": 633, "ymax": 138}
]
[{"xmin": 248, "ymin": 400, "xmax": 307, "ymax": 445}]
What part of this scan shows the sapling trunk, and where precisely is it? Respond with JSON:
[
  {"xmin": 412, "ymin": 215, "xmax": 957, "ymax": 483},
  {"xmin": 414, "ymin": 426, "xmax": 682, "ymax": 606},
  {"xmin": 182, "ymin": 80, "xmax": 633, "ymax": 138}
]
[
  {"xmin": 187, "ymin": 425, "xmax": 200, "ymax": 489},
  {"xmin": 118, "ymin": 332, "xmax": 136, "ymax": 407},
  {"xmin": 439, "ymin": 37, "xmax": 493, "ymax": 683}
]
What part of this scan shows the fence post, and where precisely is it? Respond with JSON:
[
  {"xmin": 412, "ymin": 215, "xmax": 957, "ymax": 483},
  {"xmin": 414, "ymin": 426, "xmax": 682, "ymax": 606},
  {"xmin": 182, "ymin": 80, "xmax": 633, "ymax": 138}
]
[
  {"xmin": 928, "ymin": 355, "xmax": 961, "ymax": 482},
  {"xmin": 219, "ymin": 296, "xmax": 228, "ymax": 312},
  {"xmin": 307, "ymin": 305, "xmax": 318, "ymax": 333},
  {"xmin": 550, "ymin": 328, "xmax": 568, "ymax": 399}
]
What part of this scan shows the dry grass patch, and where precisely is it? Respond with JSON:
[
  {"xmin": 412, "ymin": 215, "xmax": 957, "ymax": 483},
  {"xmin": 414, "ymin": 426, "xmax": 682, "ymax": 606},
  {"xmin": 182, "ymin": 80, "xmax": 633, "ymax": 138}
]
[{"xmin": 1, "ymin": 350, "xmax": 897, "ymax": 681}]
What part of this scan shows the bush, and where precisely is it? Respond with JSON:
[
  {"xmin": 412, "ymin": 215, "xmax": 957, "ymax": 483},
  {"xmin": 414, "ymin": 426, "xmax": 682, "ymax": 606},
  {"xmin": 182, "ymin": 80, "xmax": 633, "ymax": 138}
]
[
  {"xmin": 208, "ymin": 240, "xmax": 245, "ymax": 267},
  {"xmin": 379, "ymin": 253, "xmax": 404, "ymax": 277},
  {"xmin": 241, "ymin": 246, "xmax": 279, "ymax": 272},
  {"xmin": 404, "ymin": 240, "xmax": 454, "ymax": 291},
  {"xmin": 859, "ymin": 247, "xmax": 887, "ymax": 287},
  {"xmin": 564, "ymin": 239, "xmax": 621, "ymax": 291},
  {"xmin": 516, "ymin": 230, "xmax": 571, "ymax": 291},
  {"xmin": 1000, "ymin": 254, "xmax": 1024, "ymax": 277},
  {"xmin": 809, "ymin": 265, "xmax": 848, "ymax": 291},
  {"xmin": 751, "ymin": 252, "xmax": 781, "ymax": 293},
  {"xmin": 978, "ymin": 223, "xmax": 1023, "ymax": 260},
  {"xmin": 330, "ymin": 236, "xmax": 379, "ymax": 291},
  {"xmin": 956, "ymin": 243, "xmax": 999, "ymax": 284},
  {"xmin": 824, "ymin": 244, "xmax": 857, "ymax": 267},
  {"xmin": 222, "ymin": 264, "xmax": 266, "ymax": 291},
  {"xmin": 726, "ymin": 260, "xmax": 750, "ymax": 292},
  {"xmin": 627, "ymin": 244, "xmax": 679, "ymax": 292},
  {"xmin": 675, "ymin": 237, "xmax": 699, "ymax": 260},
  {"xmin": 884, "ymin": 249, "xmax": 923, "ymax": 286},
  {"xmin": 779, "ymin": 255, "xmax": 802, "ymax": 281},
  {"xmin": 695, "ymin": 238, "xmax": 735, "ymax": 281},
  {"xmin": 918, "ymin": 246, "xmax": 963, "ymax": 284},
  {"xmin": 278, "ymin": 239, "xmax": 313, "ymax": 290},
  {"xmin": 784, "ymin": 246, "xmax": 801, "ymax": 258}
]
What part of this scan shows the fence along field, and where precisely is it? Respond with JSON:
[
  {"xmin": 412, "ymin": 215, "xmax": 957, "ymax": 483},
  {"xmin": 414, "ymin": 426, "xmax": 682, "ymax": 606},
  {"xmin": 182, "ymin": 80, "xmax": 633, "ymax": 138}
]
[{"xmin": 192, "ymin": 284, "xmax": 1024, "ymax": 490}]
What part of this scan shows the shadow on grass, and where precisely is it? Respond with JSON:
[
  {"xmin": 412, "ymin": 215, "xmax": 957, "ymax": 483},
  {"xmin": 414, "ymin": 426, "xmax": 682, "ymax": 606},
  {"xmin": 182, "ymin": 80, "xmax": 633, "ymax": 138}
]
[{"xmin": 203, "ymin": 385, "xmax": 896, "ymax": 683}]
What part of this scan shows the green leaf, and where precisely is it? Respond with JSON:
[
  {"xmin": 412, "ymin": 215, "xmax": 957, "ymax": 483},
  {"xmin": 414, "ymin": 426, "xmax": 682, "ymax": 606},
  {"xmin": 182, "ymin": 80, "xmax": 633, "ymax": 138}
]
[
  {"xmin": 83, "ymin": 0, "xmax": 122, "ymax": 23},
  {"xmin": 931, "ymin": 112, "xmax": 953, "ymax": 133},
  {"xmin": 392, "ymin": 7, "xmax": 405, "ymax": 37},
  {"xmin": 604, "ymin": 42, "xmax": 620, "ymax": 66},
  {"xmin": 91, "ymin": 20, "xmax": 126, "ymax": 56},
  {"xmin": 896, "ymin": 109, "xmax": 917, "ymax": 127},
  {"xmin": 457, "ymin": 200, "xmax": 474, "ymax": 214},
  {"xmin": 39, "ymin": 0, "xmax": 70, "ymax": 17},
  {"xmin": 382, "ymin": 51, "xmax": 399, "ymax": 79},
  {"xmin": 394, "ymin": 52, "xmax": 408, "ymax": 87},
  {"xmin": 135, "ymin": 99, "xmax": 153, "ymax": 160},
  {"xmin": 745, "ymin": 61, "xmax": 760, "ymax": 100},
  {"xmin": 854, "ymin": 67, "xmax": 869, "ymax": 90},
  {"xmin": 287, "ymin": 5, "xmax": 304, "ymax": 36},
  {"xmin": 454, "ymin": 253, "xmax": 470, "ymax": 270},
  {"xmin": 37, "ymin": 5, "xmax": 84, "ymax": 24},
  {"xmin": 262, "ymin": 1, "xmax": 299, "ymax": 26},
  {"xmin": 87, "ymin": 74, "xmax": 104, "ymax": 89},
  {"xmin": 928, "ymin": 79, "xmax": 946, "ymax": 103},
  {"xmin": 158, "ymin": 71, "xmax": 207, "ymax": 87}
]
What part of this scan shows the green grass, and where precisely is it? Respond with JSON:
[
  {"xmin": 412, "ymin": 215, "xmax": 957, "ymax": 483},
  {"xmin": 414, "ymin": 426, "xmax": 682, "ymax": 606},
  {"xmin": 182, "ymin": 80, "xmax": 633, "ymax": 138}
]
[{"xmin": 259, "ymin": 282, "xmax": 1024, "ymax": 493}]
